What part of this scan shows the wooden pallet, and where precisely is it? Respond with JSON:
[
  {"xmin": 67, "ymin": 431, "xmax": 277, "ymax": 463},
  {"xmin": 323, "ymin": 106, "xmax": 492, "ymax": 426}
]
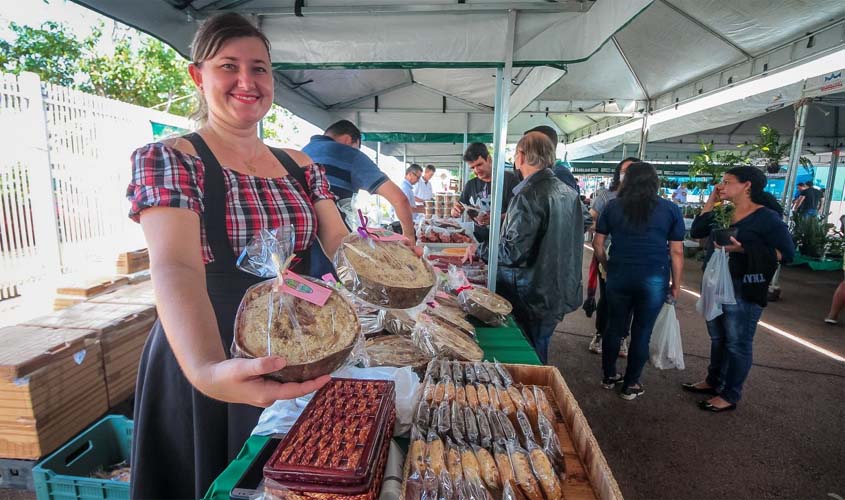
[
  {"xmin": 0, "ymin": 326, "xmax": 107, "ymax": 460},
  {"xmin": 21, "ymin": 302, "xmax": 157, "ymax": 408}
]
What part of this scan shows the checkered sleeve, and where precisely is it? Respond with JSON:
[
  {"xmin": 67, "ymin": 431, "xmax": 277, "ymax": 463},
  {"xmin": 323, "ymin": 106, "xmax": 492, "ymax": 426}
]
[
  {"xmin": 304, "ymin": 163, "xmax": 337, "ymax": 204},
  {"xmin": 126, "ymin": 143, "xmax": 204, "ymax": 223}
]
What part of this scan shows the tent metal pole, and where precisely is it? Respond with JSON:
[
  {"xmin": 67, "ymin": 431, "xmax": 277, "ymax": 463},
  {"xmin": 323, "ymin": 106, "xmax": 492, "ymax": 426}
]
[
  {"xmin": 637, "ymin": 113, "xmax": 649, "ymax": 159},
  {"xmin": 781, "ymin": 98, "xmax": 811, "ymax": 215},
  {"xmin": 821, "ymin": 110, "xmax": 841, "ymax": 218},
  {"xmin": 621, "ymin": 143, "xmax": 628, "ymax": 159},
  {"xmin": 487, "ymin": 9, "xmax": 517, "ymax": 292},
  {"xmin": 462, "ymin": 113, "xmax": 470, "ymax": 188},
  {"xmin": 403, "ymin": 144, "xmax": 408, "ymax": 166}
]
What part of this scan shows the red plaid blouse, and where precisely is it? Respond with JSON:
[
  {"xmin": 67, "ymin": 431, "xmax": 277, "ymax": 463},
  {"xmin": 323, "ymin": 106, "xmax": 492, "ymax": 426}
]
[{"xmin": 127, "ymin": 143, "xmax": 335, "ymax": 264}]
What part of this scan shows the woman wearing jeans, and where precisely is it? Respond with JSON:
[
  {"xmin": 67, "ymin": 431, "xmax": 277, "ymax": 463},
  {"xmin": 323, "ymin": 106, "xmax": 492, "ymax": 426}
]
[
  {"xmin": 593, "ymin": 162, "xmax": 685, "ymax": 400},
  {"xmin": 687, "ymin": 167, "xmax": 794, "ymax": 412}
]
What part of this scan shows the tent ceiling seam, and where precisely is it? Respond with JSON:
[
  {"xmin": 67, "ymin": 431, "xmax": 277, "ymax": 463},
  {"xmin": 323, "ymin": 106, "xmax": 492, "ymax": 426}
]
[
  {"xmin": 658, "ymin": 0, "xmax": 753, "ymax": 59},
  {"xmin": 205, "ymin": 2, "xmax": 594, "ymax": 16},
  {"xmin": 413, "ymin": 82, "xmax": 493, "ymax": 111},
  {"xmin": 274, "ymin": 71, "xmax": 329, "ymax": 109},
  {"xmin": 611, "ymin": 36, "xmax": 650, "ymax": 101},
  {"xmin": 325, "ymin": 80, "xmax": 416, "ymax": 109}
]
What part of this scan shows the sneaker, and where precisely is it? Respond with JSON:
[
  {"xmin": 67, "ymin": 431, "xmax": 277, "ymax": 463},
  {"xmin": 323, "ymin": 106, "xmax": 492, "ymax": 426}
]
[
  {"xmin": 619, "ymin": 337, "xmax": 630, "ymax": 358},
  {"xmin": 620, "ymin": 385, "xmax": 645, "ymax": 400},
  {"xmin": 601, "ymin": 374, "xmax": 623, "ymax": 389},
  {"xmin": 588, "ymin": 333, "xmax": 602, "ymax": 354}
]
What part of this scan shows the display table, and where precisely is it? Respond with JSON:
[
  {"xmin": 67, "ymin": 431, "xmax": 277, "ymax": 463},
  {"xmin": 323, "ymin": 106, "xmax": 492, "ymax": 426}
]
[
  {"xmin": 787, "ymin": 252, "xmax": 843, "ymax": 271},
  {"xmin": 203, "ymin": 317, "xmax": 540, "ymax": 499}
]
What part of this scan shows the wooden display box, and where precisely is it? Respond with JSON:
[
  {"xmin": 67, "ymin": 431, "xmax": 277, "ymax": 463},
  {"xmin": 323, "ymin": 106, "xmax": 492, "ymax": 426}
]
[
  {"xmin": 0, "ymin": 326, "xmax": 108, "ymax": 460},
  {"xmin": 22, "ymin": 302, "xmax": 157, "ymax": 408},
  {"xmin": 401, "ymin": 363, "xmax": 623, "ymax": 500},
  {"xmin": 89, "ymin": 281, "xmax": 156, "ymax": 308},
  {"xmin": 116, "ymin": 248, "xmax": 149, "ymax": 275}
]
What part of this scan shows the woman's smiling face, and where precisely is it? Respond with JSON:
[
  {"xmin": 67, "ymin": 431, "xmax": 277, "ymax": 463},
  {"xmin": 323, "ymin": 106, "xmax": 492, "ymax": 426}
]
[{"xmin": 191, "ymin": 36, "xmax": 273, "ymax": 128}]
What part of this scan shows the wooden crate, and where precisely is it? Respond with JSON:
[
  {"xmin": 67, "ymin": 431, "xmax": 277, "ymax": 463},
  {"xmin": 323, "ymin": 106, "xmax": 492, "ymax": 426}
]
[
  {"xmin": 22, "ymin": 302, "xmax": 157, "ymax": 408},
  {"xmin": 0, "ymin": 326, "xmax": 108, "ymax": 460},
  {"xmin": 89, "ymin": 281, "xmax": 156, "ymax": 307},
  {"xmin": 401, "ymin": 363, "xmax": 623, "ymax": 500},
  {"xmin": 116, "ymin": 248, "xmax": 149, "ymax": 275},
  {"xmin": 55, "ymin": 276, "xmax": 129, "ymax": 299}
]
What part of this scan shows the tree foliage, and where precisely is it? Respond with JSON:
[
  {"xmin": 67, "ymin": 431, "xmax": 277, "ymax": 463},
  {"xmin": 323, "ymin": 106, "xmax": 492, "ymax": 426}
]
[{"xmin": 688, "ymin": 141, "xmax": 750, "ymax": 184}]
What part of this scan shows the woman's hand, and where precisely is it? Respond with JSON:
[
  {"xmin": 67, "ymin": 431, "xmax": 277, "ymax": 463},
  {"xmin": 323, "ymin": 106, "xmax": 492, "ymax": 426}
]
[
  {"xmin": 715, "ymin": 236, "xmax": 744, "ymax": 253},
  {"xmin": 462, "ymin": 243, "xmax": 479, "ymax": 264},
  {"xmin": 201, "ymin": 356, "xmax": 331, "ymax": 408},
  {"xmin": 701, "ymin": 186, "xmax": 721, "ymax": 213}
]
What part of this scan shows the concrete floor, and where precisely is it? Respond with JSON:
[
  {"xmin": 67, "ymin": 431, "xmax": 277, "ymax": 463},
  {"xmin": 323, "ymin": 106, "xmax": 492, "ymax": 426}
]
[
  {"xmin": 2, "ymin": 253, "xmax": 844, "ymax": 500},
  {"xmin": 550, "ymin": 249, "xmax": 845, "ymax": 500}
]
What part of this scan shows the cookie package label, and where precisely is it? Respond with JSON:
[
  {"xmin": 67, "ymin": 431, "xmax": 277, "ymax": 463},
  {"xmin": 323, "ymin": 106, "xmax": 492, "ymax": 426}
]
[{"xmin": 281, "ymin": 270, "xmax": 331, "ymax": 306}]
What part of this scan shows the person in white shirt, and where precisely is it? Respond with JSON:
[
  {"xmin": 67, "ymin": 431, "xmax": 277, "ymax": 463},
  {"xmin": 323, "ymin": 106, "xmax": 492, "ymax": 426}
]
[
  {"xmin": 672, "ymin": 183, "xmax": 688, "ymax": 204},
  {"xmin": 414, "ymin": 165, "xmax": 436, "ymax": 203},
  {"xmin": 401, "ymin": 164, "xmax": 426, "ymax": 221}
]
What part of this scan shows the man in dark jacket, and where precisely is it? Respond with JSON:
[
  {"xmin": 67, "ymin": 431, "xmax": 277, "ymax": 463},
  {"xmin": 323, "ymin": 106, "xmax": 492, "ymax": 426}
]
[{"xmin": 471, "ymin": 132, "xmax": 584, "ymax": 363}]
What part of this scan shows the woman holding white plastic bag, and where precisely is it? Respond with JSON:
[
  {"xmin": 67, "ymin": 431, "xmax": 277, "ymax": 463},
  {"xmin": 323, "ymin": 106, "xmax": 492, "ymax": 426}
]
[
  {"xmin": 686, "ymin": 167, "xmax": 794, "ymax": 412},
  {"xmin": 593, "ymin": 162, "xmax": 685, "ymax": 400}
]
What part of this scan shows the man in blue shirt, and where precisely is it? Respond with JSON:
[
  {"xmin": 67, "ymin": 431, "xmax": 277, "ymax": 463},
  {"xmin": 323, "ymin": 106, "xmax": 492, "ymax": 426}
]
[{"xmin": 302, "ymin": 120, "xmax": 416, "ymax": 239}]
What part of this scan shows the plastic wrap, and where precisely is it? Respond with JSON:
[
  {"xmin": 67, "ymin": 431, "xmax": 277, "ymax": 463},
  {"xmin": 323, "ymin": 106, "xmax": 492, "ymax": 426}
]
[
  {"xmin": 472, "ymin": 444, "xmax": 500, "ymax": 492},
  {"xmin": 537, "ymin": 413, "xmax": 566, "ymax": 482},
  {"xmin": 476, "ymin": 384, "xmax": 491, "ymax": 408},
  {"xmin": 433, "ymin": 380, "xmax": 446, "ymax": 405},
  {"xmin": 422, "ymin": 376, "xmax": 435, "ymax": 405},
  {"xmin": 506, "ymin": 441, "xmax": 544, "ymax": 500},
  {"xmin": 488, "ymin": 384, "xmax": 501, "ymax": 411},
  {"xmin": 451, "ymin": 401, "xmax": 466, "ymax": 444},
  {"xmin": 464, "ymin": 363, "xmax": 478, "ymax": 384},
  {"xmin": 507, "ymin": 385, "xmax": 526, "ymax": 414},
  {"xmin": 451, "ymin": 361, "xmax": 465, "ymax": 383},
  {"xmin": 456, "ymin": 382, "xmax": 467, "ymax": 407},
  {"xmin": 493, "ymin": 443, "xmax": 515, "ymax": 487},
  {"xmin": 465, "ymin": 384, "xmax": 479, "ymax": 409},
  {"xmin": 533, "ymin": 387, "xmax": 556, "ymax": 425},
  {"xmin": 364, "ymin": 334, "xmax": 433, "ymax": 370},
  {"xmin": 474, "ymin": 362, "xmax": 491, "ymax": 385},
  {"xmin": 514, "ymin": 410, "xmax": 535, "ymax": 448},
  {"xmin": 494, "ymin": 360, "xmax": 514, "ymax": 386},
  {"xmin": 475, "ymin": 408, "xmax": 493, "ymax": 449},
  {"xmin": 496, "ymin": 410, "xmax": 518, "ymax": 443},
  {"xmin": 526, "ymin": 440, "xmax": 563, "ymax": 500},
  {"xmin": 233, "ymin": 228, "xmax": 360, "ymax": 383},
  {"xmin": 412, "ymin": 313, "xmax": 484, "ymax": 362},
  {"xmin": 521, "ymin": 386, "xmax": 538, "ymax": 431},
  {"xmin": 383, "ymin": 304, "xmax": 426, "ymax": 337},
  {"xmin": 463, "ymin": 406, "xmax": 479, "ymax": 445},
  {"xmin": 426, "ymin": 427, "xmax": 446, "ymax": 478},
  {"xmin": 446, "ymin": 438, "xmax": 464, "ymax": 486},
  {"xmin": 487, "ymin": 408, "xmax": 505, "ymax": 444},
  {"xmin": 496, "ymin": 384, "xmax": 516, "ymax": 416},
  {"xmin": 335, "ymin": 230, "xmax": 437, "ymax": 310},
  {"xmin": 416, "ymin": 401, "xmax": 431, "ymax": 431},
  {"xmin": 502, "ymin": 480, "xmax": 528, "ymax": 500},
  {"xmin": 437, "ymin": 401, "xmax": 451, "ymax": 437}
]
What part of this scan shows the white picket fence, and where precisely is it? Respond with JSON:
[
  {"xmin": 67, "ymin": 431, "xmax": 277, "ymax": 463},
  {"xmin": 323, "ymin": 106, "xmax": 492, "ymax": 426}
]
[{"xmin": 0, "ymin": 71, "xmax": 190, "ymax": 300}]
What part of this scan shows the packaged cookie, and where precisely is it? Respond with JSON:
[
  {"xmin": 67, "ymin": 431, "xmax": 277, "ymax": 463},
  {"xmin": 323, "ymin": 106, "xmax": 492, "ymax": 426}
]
[
  {"xmin": 507, "ymin": 385, "xmax": 527, "ymax": 414},
  {"xmin": 422, "ymin": 376, "xmax": 435, "ymax": 404},
  {"xmin": 446, "ymin": 438, "xmax": 464, "ymax": 484},
  {"xmin": 444, "ymin": 378, "xmax": 456, "ymax": 402},
  {"xmin": 451, "ymin": 361, "xmax": 465, "ymax": 383},
  {"xmin": 440, "ymin": 359, "xmax": 453, "ymax": 381},
  {"xmin": 493, "ymin": 442, "xmax": 515, "ymax": 487},
  {"xmin": 494, "ymin": 360, "xmax": 514, "ymax": 386},
  {"xmin": 538, "ymin": 413, "xmax": 567, "ymax": 482},
  {"xmin": 472, "ymin": 444, "xmax": 500, "ymax": 492},
  {"xmin": 476, "ymin": 408, "xmax": 493, "ymax": 449},
  {"xmin": 502, "ymin": 480, "xmax": 529, "ymax": 500},
  {"xmin": 527, "ymin": 440, "xmax": 564, "ymax": 500},
  {"xmin": 426, "ymin": 428, "xmax": 446, "ymax": 477},
  {"xmin": 497, "ymin": 384, "xmax": 516, "ymax": 416},
  {"xmin": 334, "ymin": 231, "xmax": 436, "ymax": 309},
  {"xmin": 437, "ymin": 401, "xmax": 452, "ymax": 437},
  {"xmin": 488, "ymin": 383, "xmax": 501, "ymax": 411},
  {"xmin": 451, "ymin": 401, "xmax": 466, "ymax": 444},
  {"xmin": 466, "ymin": 384, "xmax": 479, "ymax": 408},
  {"xmin": 459, "ymin": 442, "xmax": 481, "ymax": 483},
  {"xmin": 463, "ymin": 406, "xmax": 479, "ymax": 445},
  {"xmin": 476, "ymin": 384, "xmax": 491, "ymax": 408},
  {"xmin": 464, "ymin": 363, "xmax": 478, "ymax": 384},
  {"xmin": 474, "ymin": 362, "xmax": 492, "ymax": 384},
  {"xmin": 522, "ymin": 386, "xmax": 538, "ymax": 431},
  {"xmin": 409, "ymin": 425, "xmax": 428, "ymax": 478},
  {"xmin": 415, "ymin": 400, "xmax": 431, "ymax": 431},
  {"xmin": 484, "ymin": 362, "xmax": 502, "ymax": 386},
  {"xmin": 488, "ymin": 408, "xmax": 506, "ymax": 444},
  {"xmin": 456, "ymin": 382, "xmax": 467, "ymax": 407},
  {"xmin": 515, "ymin": 410, "xmax": 535, "ymax": 448},
  {"xmin": 496, "ymin": 409, "xmax": 518, "ymax": 442},
  {"xmin": 506, "ymin": 440, "xmax": 544, "ymax": 500},
  {"xmin": 433, "ymin": 380, "xmax": 446, "ymax": 405},
  {"xmin": 534, "ymin": 386, "xmax": 556, "ymax": 424}
]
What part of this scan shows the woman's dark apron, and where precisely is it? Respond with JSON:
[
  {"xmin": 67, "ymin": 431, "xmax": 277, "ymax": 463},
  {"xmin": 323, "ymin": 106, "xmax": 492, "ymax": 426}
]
[{"xmin": 131, "ymin": 133, "xmax": 311, "ymax": 499}]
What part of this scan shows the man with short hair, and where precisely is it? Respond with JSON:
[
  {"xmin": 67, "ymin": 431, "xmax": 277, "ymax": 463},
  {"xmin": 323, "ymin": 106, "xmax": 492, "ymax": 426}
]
[
  {"xmin": 524, "ymin": 125, "xmax": 579, "ymax": 194},
  {"xmin": 452, "ymin": 143, "xmax": 519, "ymax": 244},
  {"xmin": 794, "ymin": 182, "xmax": 822, "ymax": 218},
  {"xmin": 302, "ymin": 120, "xmax": 416, "ymax": 239},
  {"xmin": 401, "ymin": 164, "xmax": 426, "ymax": 221},
  {"xmin": 672, "ymin": 183, "xmax": 688, "ymax": 204},
  {"xmin": 466, "ymin": 132, "xmax": 584, "ymax": 363},
  {"xmin": 414, "ymin": 165, "xmax": 436, "ymax": 203}
]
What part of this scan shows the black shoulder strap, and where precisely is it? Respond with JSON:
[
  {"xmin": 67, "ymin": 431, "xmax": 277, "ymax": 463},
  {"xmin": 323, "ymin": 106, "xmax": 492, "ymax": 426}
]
[
  {"xmin": 269, "ymin": 147, "xmax": 309, "ymax": 196},
  {"xmin": 182, "ymin": 132, "xmax": 239, "ymax": 273}
]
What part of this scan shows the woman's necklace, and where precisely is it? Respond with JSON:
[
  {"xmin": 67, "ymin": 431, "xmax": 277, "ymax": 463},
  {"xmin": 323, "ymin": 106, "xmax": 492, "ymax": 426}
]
[{"xmin": 205, "ymin": 127, "xmax": 263, "ymax": 174}]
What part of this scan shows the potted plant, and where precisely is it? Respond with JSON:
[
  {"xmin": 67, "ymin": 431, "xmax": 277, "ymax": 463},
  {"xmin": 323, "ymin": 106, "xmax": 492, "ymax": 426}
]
[
  {"xmin": 711, "ymin": 201, "xmax": 737, "ymax": 246},
  {"xmin": 748, "ymin": 125, "xmax": 791, "ymax": 174},
  {"xmin": 792, "ymin": 212, "xmax": 834, "ymax": 258},
  {"xmin": 689, "ymin": 141, "xmax": 749, "ymax": 184}
]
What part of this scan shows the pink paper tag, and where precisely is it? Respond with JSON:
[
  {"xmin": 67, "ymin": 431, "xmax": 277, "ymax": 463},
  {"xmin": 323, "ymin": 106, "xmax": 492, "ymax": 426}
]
[
  {"xmin": 321, "ymin": 273, "xmax": 338, "ymax": 284},
  {"xmin": 367, "ymin": 228, "xmax": 408, "ymax": 242},
  {"xmin": 281, "ymin": 270, "xmax": 332, "ymax": 306}
]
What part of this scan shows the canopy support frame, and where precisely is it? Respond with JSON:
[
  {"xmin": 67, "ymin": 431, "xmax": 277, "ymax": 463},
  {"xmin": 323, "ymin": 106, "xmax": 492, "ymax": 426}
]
[
  {"xmin": 658, "ymin": 0, "xmax": 753, "ymax": 59},
  {"xmin": 781, "ymin": 98, "xmax": 812, "ymax": 213},
  {"xmin": 487, "ymin": 9, "xmax": 517, "ymax": 292}
]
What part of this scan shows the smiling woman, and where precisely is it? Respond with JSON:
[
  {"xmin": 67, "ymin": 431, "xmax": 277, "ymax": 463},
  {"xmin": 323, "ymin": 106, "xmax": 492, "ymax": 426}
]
[{"xmin": 125, "ymin": 12, "xmax": 350, "ymax": 500}]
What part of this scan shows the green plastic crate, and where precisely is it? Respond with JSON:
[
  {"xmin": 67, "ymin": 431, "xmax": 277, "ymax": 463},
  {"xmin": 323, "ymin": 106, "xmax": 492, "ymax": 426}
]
[{"xmin": 33, "ymin": 415, "xmax": 132, "ymax": 500}]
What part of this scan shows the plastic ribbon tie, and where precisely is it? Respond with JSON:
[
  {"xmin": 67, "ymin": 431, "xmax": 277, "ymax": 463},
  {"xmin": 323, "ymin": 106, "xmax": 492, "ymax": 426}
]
[
  {"xmin": 357, "ymin": 209, "xmax": 373, "ymax": 239},
  {"xmin": 455, "ymin": 285, "xmax": 473, "ymax": 294}
]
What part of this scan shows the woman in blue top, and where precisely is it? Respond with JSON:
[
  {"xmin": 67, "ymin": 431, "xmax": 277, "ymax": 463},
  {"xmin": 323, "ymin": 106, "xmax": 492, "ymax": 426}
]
[
  {"xmin": 687, "ymin": 166, "xmax": 794, "ymax": 412},
  {"xmin": 594, "ymin": 162, "xmax": 685, "ymax": 400}
]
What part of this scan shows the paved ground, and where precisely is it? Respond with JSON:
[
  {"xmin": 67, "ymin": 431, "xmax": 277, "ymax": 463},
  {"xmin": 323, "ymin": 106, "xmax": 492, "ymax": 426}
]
[
  {"xmin": 550, "ymin": 248, "xmax": 845, "ymax": 500},
  {"xmin": 2, "ymin": 251, "xmax": 844, "ymax": 500}
]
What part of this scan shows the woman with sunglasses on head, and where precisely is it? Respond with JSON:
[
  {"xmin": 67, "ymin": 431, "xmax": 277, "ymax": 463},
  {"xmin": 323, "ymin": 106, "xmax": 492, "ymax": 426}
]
[
  {"xmin": 126, "ymin": 13, "xmax": 349, "ymax": 498},
  {"xmin": 593, "ymin": 162, "xmax": 685, "ymax": 400},
  {"xmin": 686, "ymin": 166, "xmax": 794, "ymax": 412}
]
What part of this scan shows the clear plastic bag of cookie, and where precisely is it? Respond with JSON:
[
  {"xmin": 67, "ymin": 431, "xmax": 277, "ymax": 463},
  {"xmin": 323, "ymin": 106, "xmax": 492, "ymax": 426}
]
[
  {"xmin": 463, "ymin": 406, "xmax": 479, "ymax": 445},
  {"xmin": 427, "ymin": 358, "xmax": 441, "ymax": 381},
  {"xmin": 426, "ymin": 427, "xmax": 446, "ymax": 478},
  {"xmin": 464, "ymin": 362, "xmax": 478, "ymax": 384},
  {"xmin": 483, "ymin": 363, "xmax": 502, "ymax": 386},
  {"xmin": 514, "ymin": 410, "xmax": 536, "ymax": 448},
  {"xmin": 533, "ymin": 386, "xmax": 556, "ymax": 424},
  {"xmin": 526, "ymin": 439, "xmax": 564, "ymax": 500},
  {"xmin": 506, "ymin": 440, "xmax": 544, "ymax": 500},
  {"xmin": 233, "ymin": 228, "xmax": 359, "ymax": 383},
  {"xmin": 522, "ymin": 386, "xmax": 538, "ymax": 431},
  {"xmin": 334, "ymin": 222, "xmax": 437, "ymax": 309},
  {"xmin": 473, "ymin": 362, "xmax": 492, "ymax": 384},
  {"xmin": 476, "ymin": 383, "xmax": 491, "ymax": 408},
  {"xmin": 487, "ymin": 382, "xmax": 501, "ymax": 411},
  {"xmin": 451, "ymin": 400, "xmax": 466, "ymax": 444},
  {"xmin": 409, "ymin": 424, "xmax": 429, "ymax": 482},
  {"xmin": 494, "ymin": 359, "xmax": 514, "ymax": 386},
  {"xmin": 487, "ymin": 407, "xmax": 506, "ymax": 445},
  {"xmin": 416, "ymin": 400, "xmax": 432, "ymax": 431},
  {"xmin": 437, "ymin": 400, "xmax": 452, "ymax": 437},
  {"xmin": 537, "ymin": 412, "xmax": 567, "ymax": 482},
  {"xmin": 465, "ymin": 383, "xmax": 479, "ymax": 409},
  {"xmin": 496, "ymin": 383, "xmax": 516, "ymax": 416},
  {"xmin": 451, "ymin": 361, "xmax": 465, "ymax": 384},
  {"xmin": 507, "ymin": 384, "xmax": 527, "ymax": 414},
  {"xmin": 446, "ymin": 438, "xmax": 465, "ymax": 486},
  {"xmin": 502, "ymin": 480, "xmax": 528, "ymax": 500},
  {"xmin": 495, "ymin": 409, "xmax": 518, "ymax": 443},
  {"xmin": 475, "ymin": 407, "xmax": 493, "ymax": 449},
  {"xmin": 455, "ymin": 381, "xmax": 467, "ymax": 407},
  {"xmin": 471, "ymin": 444, "xmax": 501, "ymax": 494},
  {"xmin": 493, "ymin": 442, "xmax": 515, "ymax": 489}
]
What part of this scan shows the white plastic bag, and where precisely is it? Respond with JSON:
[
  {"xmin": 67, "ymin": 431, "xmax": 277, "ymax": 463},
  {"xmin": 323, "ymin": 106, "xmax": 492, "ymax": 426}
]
[
  {"xmin": 650, "ymin": 302, "xmax": 685, "ymax": 370},
  {"xmin": 696, "ymin": 248, "xmax": 736, "ymax": 321}
]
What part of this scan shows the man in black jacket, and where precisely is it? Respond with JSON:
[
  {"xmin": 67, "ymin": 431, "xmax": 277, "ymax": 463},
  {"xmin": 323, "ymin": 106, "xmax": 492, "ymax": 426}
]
[{"xmin": 470, "ymin": 132, "xmax": 584, "ymax": 363}]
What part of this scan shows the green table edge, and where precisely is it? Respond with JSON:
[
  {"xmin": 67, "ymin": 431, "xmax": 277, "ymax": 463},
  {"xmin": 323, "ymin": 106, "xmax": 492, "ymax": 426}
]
[{"xmin": 203, "ymin": 316, "xmax": 539, "ymax": 499}]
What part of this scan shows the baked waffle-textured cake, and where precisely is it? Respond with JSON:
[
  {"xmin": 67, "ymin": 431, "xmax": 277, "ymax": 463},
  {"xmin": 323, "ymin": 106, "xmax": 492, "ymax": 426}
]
[
  {"xmin": 413, "ymin": 313, "xmax": 483, "ymax": 362},
  {"xmin": 383, "ymin": 309, "xmax": 416, "ymax": 337},
  {"xmin": 428, "ymin": 304, "xmax": 475, "ymax": 338},
  {"xmin": 234, "ymin": 278, "xmax": 359, "ymax": 383},
  {"xmin": 364, "ymin": 334, "xmax": 432, "ymax": 369},
  {"xmin": 460, "ymin": 286, "xmax": 513, "ymax": 325},
  {"xmin": 335, "ymin": 233, "xmax": 436, "ymax": 309},
  {"xmin": 264, "ymin": 378, "xmax": 396, "ymax": 499}
]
